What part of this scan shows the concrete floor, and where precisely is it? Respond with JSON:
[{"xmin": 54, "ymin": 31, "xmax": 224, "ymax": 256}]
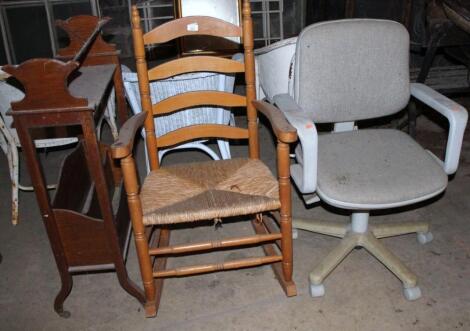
[{"xmin": 0, "ymin": 110, "xmax": 469, "ymax": 330}]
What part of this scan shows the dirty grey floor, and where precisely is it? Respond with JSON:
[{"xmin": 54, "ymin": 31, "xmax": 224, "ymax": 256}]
[{"xmin": 0, "ymin": 107, "xmax": 469, "ymax": 330}]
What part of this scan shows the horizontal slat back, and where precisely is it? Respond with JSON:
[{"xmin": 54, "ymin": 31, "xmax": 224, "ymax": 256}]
[
  {"xmin": 148, "ymin": 56, "xmax": 244, "ymax": 80},
  {"xmin": 153, "ymin": 91, "xmax": 246, "ymax": 115},
  {"xmin": 143, "ymin": 16, "xmax": 242, "ymax": 44},
  {"xmin": 157, "ymin": 124, "xmax": 249, "ymax": 148},
  {"xmin": 130, "ymin": 1, "xmax": 258, "ymax": 167}
]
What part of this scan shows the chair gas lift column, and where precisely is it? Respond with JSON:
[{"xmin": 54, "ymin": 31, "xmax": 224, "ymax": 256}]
[{"xmin": 256, "ymin": 19, "xmax": 468, "ymax": 301}]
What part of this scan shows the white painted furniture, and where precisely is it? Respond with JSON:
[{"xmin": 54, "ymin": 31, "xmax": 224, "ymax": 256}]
[
  {"xmin": 121, "ymin": 66, "xmax": 235, "ymax": 171},
  {"xmin": 254, "ymin": 36, "xmax": 296, "ymax": 101}
]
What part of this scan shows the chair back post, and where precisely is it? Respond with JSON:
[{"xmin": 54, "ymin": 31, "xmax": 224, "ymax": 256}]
[
  {"xmin": 131, "ymin": 5, "xmax": 160, "ymax": 170},
  {"xmin": 242, "ymin": 0, "xmax": 259, "ymax": 159}
]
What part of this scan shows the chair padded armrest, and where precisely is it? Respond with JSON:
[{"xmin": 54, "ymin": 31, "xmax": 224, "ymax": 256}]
[
  {"xmin": 273, "ymin": 93, "xmax": 318, "ymax": 194},
  {"xmin": 411, "ymin": 83, "xmax": 468, "ymax": 174},
  {"xmin": 252, "ymin": 100, "xmax": 297, "ymax": 143},
  {"xmin": 111, "ymin": 112, "xmax": 147, "ymax": 159}
]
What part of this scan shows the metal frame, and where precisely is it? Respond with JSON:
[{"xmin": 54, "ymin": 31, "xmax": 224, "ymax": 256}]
[
  {"xmin": 128, "ymin": 0, "xmax": 176, "ymax": 54},
  {"xmin": 0, "ymin": 0, "xmax": 99, "ymax": 64},
  {"xmin": 128, "ymin": 0, "xmax": 284, "ymax": 49},
  {"xmin": 128, "ymin": 0, "xmax": 175, "ymax": 33},
  {"xmin": 251, "ymin": 0, "xmax": 283, "ymax": 46}
]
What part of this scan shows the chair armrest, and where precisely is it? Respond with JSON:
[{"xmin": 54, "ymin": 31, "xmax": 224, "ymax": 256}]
[
  {"xmin": 252, "ymin": 100, "xmax": 298, "ymax": 143},
  {"xmin": 273, "ymin": 93, "xmax": 318, "ymax": 193},
  {"xmin": 410, "ymin": 83, "xmax": 468, "ymax": 174},
  {"xmin": 111, "ymin": 112, "xmax": 147, "ymax": 159}
]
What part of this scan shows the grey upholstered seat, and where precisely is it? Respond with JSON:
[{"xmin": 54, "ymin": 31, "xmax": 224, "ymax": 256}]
[{"xmin": 317, "ymin": 129, "xmax": 448, "ymax": 209}]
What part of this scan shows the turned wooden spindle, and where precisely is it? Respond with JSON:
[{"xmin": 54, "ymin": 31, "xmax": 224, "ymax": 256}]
[
  {"xmin": 242, "ymin": 0, "xmax": 260, "ymax": 159},
  {"xmin": 277, "ymin": 141, "xmax": 293, "ymax": 283},
  {"xmin": 131, "ymin": 6, "xmax": 160, "ymax": 170},
  {"xmin": 120, "ymin": 154, "xmax": 157, "ymax": 316}
]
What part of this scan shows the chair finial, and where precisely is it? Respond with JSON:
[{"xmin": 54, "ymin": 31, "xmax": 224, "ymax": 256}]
[
  {"xmin": 242, "ymin": 0, "xmax": 252, "ymax": 17},
  {"xmin": 131, "ymin": 5, "xmax": 140, "ymax": 29}
]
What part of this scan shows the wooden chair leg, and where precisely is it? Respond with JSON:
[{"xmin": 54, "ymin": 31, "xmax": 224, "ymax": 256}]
[
  {"xmin": 276, "ymin": 141, "xmax": 296, "ymax": 295},
  {"xmin": 280, "ymin": 213, "xmax": 293, "ymax": 283},
  {"xmin": 252, "ymin": 216, "xmax": 297, "ymax": 296},
  {"xmin": 135, "ymin": 228, "xmax": 157, "ymax": 318},
  {"xmin": 121, "ymin": 155, "xmax": 157, "ymax": 317},
  {"xmin": 151, "ymin": 227, "xmax": 170, "ymax": 317}
]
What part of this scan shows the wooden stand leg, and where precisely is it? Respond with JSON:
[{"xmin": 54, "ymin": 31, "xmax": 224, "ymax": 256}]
[
  {"xmin": 113, "ymin": 64, "xmax": 128, "ymax": 127},
  {"xmin": 54, "ymin": 271, "xmax": 73, "ymax": 318},
  {"xmin": 81, "ymin": 116, "xmax": 146, "ymax": 308},
  {"xmin": 114, "ymin": 260, "xmax": 146, "ymax": 305}
]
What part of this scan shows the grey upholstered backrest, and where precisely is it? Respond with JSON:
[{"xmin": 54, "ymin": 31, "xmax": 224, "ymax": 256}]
[{"xmin": 294, "ymin": 19, "xmax": 410, "ymax": 123}]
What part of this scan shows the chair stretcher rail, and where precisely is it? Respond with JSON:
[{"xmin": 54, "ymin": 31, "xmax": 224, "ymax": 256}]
[
  {"xmin": 153, "ymin": 255, "xmax": 283, "ymax": 277},
  {"xmin": 149, "ymin": 233, "xmax": 281, "ymax": 255}
]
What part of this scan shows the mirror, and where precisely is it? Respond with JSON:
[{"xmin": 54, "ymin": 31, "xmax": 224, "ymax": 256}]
[{"xmin": 177, "ymin": 0, "xmax": 241, "ymax": 55}]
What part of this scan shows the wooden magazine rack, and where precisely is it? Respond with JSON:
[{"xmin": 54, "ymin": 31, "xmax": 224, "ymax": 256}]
[{"xmin": 3, "ymin": 16, "xmax": 144, "ymax": 318}]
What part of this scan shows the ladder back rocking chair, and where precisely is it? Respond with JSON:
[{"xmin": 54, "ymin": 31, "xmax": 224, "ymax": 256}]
[{"xmin": 111, "ymin": 1, "xmax": 298, "ymax": 317}]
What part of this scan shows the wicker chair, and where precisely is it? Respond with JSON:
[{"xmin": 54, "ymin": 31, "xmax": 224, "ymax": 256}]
[
  {"xmin": 111, "ymin": 2, "xmax": 298, "ymax": 318},
  {"xmin": 121, "ymin": 65, "xmax": 235, "ymax": 172}
]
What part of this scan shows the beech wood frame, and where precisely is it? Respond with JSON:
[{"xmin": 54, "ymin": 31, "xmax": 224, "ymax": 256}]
[{"xmin": 112, "ymin": 1, "xmax": 298, "ymax": 317}]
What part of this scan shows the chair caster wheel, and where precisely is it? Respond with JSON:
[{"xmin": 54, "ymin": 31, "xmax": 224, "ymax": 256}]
[
  {"xmin": 417, "ymin": 232, "xmax": 433, "ymax": 244},
  {"xmin": 309, "ymin": 283, "xmax": 325, "ymax": 297},
  {"xmin": 403, "ymin": 286, "xmax": 422, "ymax": 301},
  {"xmin": 292, "ymin": 228, "xmax": 298, "ymax": 239}
]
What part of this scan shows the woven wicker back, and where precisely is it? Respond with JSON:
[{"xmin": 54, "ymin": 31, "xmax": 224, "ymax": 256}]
[{"xmin": 130, "ymin": 0, "xmax": 258, "ymax": 171}]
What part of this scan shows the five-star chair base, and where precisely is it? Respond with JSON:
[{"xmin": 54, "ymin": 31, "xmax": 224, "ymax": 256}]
[{"xmin": 293, "ymin": 212, "xmax": 433, "ymax": 301}]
